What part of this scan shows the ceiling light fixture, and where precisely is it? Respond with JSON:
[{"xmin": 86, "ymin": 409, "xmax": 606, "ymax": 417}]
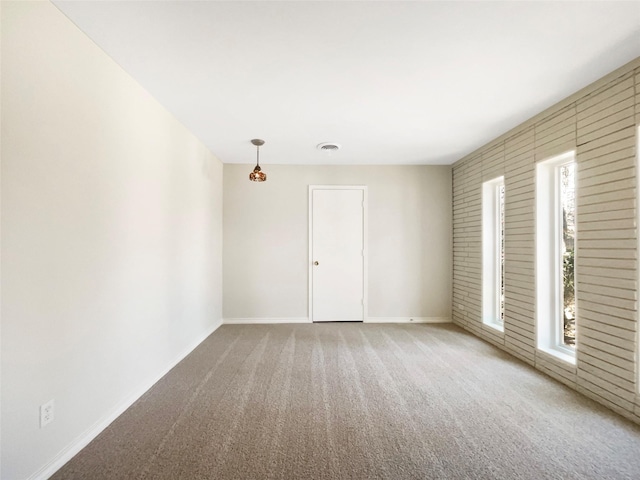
[{"xmin": 249, "ymin": 139, "xmax": 267, "ymax": 182}]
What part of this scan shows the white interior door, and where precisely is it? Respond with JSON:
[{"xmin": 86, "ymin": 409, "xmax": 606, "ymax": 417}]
[{"xmin": 310, "ymin": 187, "xmax": 366, "ymax": 322}]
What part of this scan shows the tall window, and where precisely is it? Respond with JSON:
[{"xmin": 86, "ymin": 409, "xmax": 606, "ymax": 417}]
[
  {"xmin": 536, "ymin": 152, "xmax": 576, "ymax": 363},
  {"xmin": 482, "ymin": 176, "xmax": 505, "ymax": 331},
  {"xmin": 560, "ymin": 163, "xmax": 576, "ymax": 347}
]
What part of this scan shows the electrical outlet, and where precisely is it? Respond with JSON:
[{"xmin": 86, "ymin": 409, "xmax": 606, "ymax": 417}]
[{"xmin": 40, "ymin": 399, "xmax": 55, "ymax": 428}]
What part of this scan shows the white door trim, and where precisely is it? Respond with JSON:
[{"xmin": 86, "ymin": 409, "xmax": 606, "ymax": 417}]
[{"xmin": 308, "ymin": 185, "xmax": 368, "ymax": 322}]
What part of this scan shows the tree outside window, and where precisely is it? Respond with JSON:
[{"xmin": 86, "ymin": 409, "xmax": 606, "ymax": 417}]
[{"xmin": 561, "ymin": 163, "xmax": 575, "ymax": 347}]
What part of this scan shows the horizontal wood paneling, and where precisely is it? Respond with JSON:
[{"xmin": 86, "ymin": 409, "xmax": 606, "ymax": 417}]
[{"xmin": 452, "ymin": 59, "xmax": 640, "ymax": 425}]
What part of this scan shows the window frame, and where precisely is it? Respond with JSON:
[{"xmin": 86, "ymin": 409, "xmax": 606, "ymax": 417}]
[
  {"xmin": 536, "ymin": 151, "xmax": 577, "ymax": 364},
  {"xmin": 482, "ymin": 176, "xmax": 505, "ymax": 332}
]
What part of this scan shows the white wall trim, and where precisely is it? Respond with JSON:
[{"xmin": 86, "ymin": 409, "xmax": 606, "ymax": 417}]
[
  {"xmin": 29, "ymin": 319, "xmax": 223, "ymax": 480},
  {"xmin": 224, "ymin": 317, "xmax": 452, "ymax": 324},
  {"xmin": 223, "ymin": 317, "xmax": 311, "ymax": 324},
  {"xmin": 365, "ymin": 317, "xmax": 452, "ymax": 324}
]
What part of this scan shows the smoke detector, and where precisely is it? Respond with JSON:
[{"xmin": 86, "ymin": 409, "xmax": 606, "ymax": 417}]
[{"xmin": 317, "ymin": 142, "xmax": 341, "ymax": 152}]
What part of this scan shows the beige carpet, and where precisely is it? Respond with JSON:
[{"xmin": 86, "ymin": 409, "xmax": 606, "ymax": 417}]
[{"xmin": 52, "ymin": 323, "xmax": 640, "ymax": 479}]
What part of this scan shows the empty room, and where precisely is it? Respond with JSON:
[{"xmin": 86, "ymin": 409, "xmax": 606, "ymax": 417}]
[{"xmin": 3, "ymin": 1, "xmax": 640, "ymax": 479}]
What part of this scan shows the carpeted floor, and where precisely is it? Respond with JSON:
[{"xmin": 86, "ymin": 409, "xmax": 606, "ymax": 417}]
[{"xmin": 52, "ymin": 323, "xmax": 640, "ymax": 479}]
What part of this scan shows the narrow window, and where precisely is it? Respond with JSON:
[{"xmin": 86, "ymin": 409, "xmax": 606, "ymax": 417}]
[
  {"xmin": 482, "ymin": 176, "xmax": 505, "ymax": 331},
  {"xmin": 536, "ymin": 152, "xmax": 576, "ymax": 363},
  {"xmin": 560, "ymin": 163, "xmax": 576, "ymax": 348}
]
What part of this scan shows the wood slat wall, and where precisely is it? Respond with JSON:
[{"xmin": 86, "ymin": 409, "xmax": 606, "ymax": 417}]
[{"xmin": 452, "ymin": 57, "xmax": 640, "ymax": 425}]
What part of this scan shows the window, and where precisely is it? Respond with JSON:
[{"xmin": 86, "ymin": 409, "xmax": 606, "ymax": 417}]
[
  {"xmin": 536, "ymin": 152, "xmax": 576, "ymax": 363},
  {"xmin": 482, "ymin": 176, "xmax": 505, "ymax": 332}
]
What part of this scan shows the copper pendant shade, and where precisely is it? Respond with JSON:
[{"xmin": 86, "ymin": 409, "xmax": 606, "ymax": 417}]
[{"xmin": 249, "ymin": 139, "xmax": 267, "ymax": 182}]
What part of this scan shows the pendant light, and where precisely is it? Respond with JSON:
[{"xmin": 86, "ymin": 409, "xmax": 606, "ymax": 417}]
[{"xmin": 249, "ymin": 139, "xmax": 267, "ymax": 182}]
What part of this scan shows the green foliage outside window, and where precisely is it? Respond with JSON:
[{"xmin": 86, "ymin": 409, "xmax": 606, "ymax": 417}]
[{"xmin": 563, "ymin": 248, "xmax": 575, "ymax": 346}]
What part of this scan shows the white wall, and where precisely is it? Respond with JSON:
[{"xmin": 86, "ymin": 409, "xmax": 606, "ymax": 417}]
[
  {"xmin": 223, "ymin": 164, "xmax": 452, "ymax": 321},
  {"xmin": 1, "ymin": 2, "xmax": 223, "ymax": 478}
]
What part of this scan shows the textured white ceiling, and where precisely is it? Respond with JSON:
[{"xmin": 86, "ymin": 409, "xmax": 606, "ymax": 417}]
[{"xmin": 53, "ymin": 1, "xmax": 640, "ymax": 165}]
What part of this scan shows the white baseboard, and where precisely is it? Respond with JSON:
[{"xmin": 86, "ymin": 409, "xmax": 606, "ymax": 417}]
[
  {"xmin": 223, "ymin": 317, "xmax": 310, "ymax": 324},
  {"xmin": 223, "ymin": 317, "xmax": 451, "ymax": 325},
  {"xmin": 31, "ymin": 318, "xmax": 223, "ymax": 480},
  {"xmin": 365, "ymin": 317, "xmax": 452, "ymax": 324}
]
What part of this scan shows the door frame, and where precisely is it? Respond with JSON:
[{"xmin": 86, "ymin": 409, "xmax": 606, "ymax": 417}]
[{"xmin": 308, "ymin": 185, "xmax": 368, "ymax": 322}]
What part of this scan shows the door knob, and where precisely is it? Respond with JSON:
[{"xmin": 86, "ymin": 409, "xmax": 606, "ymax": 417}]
[{"xmin": 314, "ymin": 261, "xmax": 319, "ymax": 266}]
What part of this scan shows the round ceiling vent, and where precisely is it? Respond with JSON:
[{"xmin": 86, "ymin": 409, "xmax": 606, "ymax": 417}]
[{"xmin": 317, "ymin": 142, "xmax": 341, "ymax": 152}]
